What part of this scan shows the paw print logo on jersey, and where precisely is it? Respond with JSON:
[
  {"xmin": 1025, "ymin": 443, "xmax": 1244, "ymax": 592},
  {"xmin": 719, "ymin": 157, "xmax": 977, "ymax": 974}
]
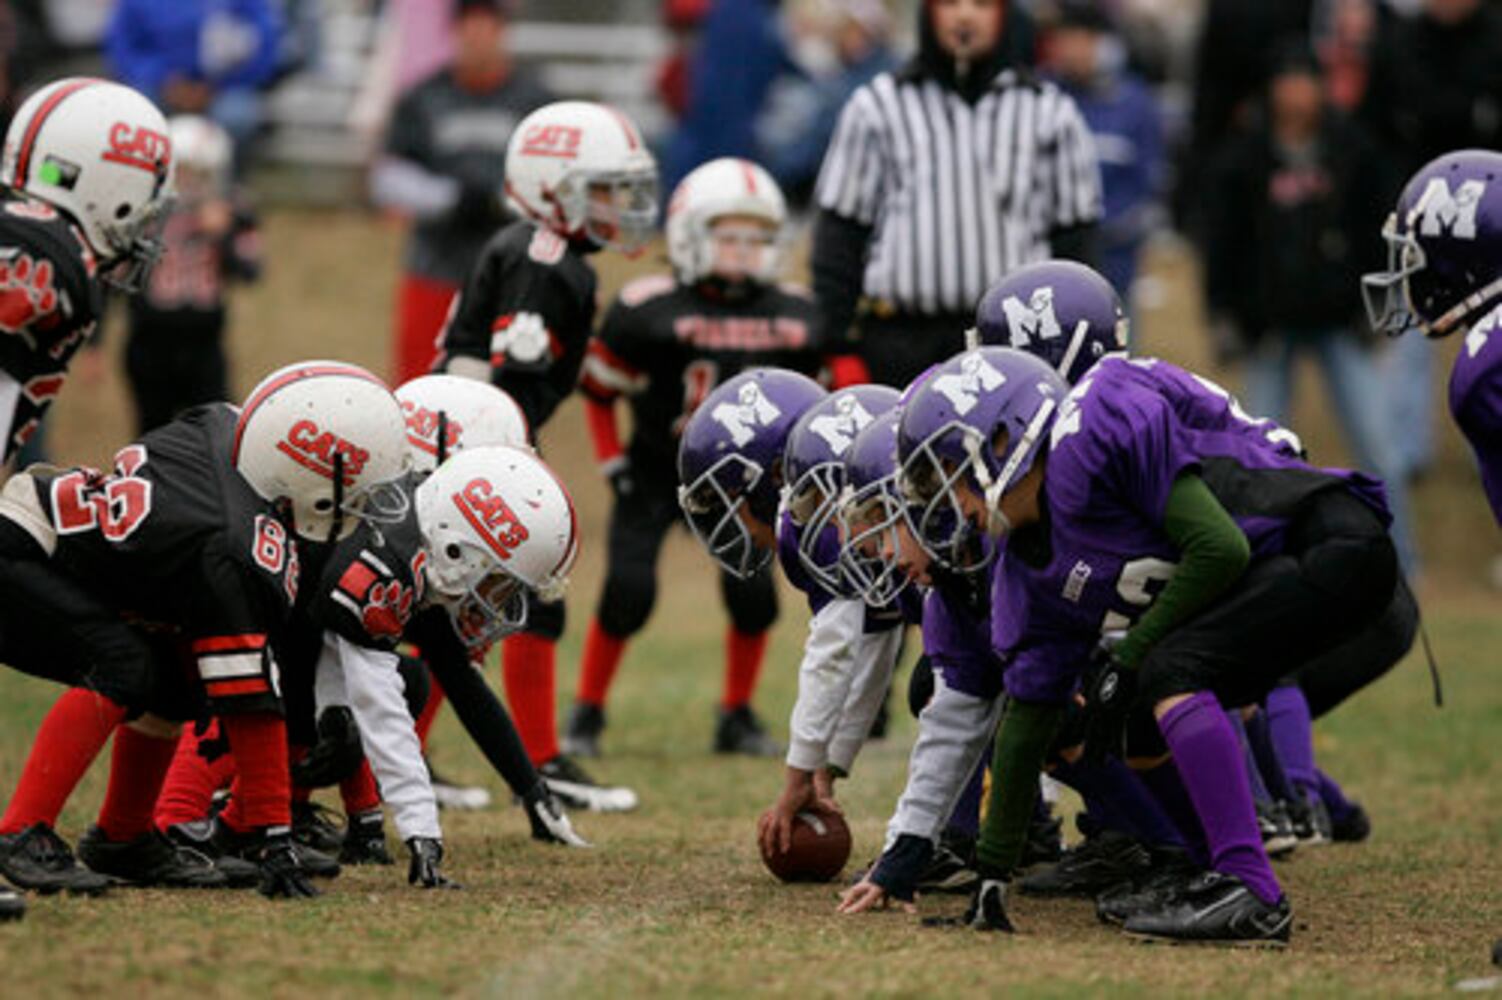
[
  {"xmin": 808, "ymin": 394, "xmax": 874, "ymax": 454},
  {"xmin": 712, "ymin": 381, "xmax": 782, "ymax": 447},
  {"xmin": 0, "ymin": 252, "xmax": 59, "ymax": 333},
  {"xmin": 933, "ymin": 353, "xmax": 1006, "ymax": 416},
  {"xmin": 1000, "ymin": 286, "xmax": 1062, "ymax": 345},
  {"xmin": 489, "ymin": 312, "xmax": 553, "ymax": 366},
  {"xmin": 360, "ymin": 579, "xmax": 415, "ymax": 640}
]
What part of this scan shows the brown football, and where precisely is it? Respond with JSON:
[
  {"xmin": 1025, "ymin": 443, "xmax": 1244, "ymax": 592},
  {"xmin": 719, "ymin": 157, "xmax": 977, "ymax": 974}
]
[{"xmin": 760, "ymin": 810, "xmax": 852, "ymax": 883}]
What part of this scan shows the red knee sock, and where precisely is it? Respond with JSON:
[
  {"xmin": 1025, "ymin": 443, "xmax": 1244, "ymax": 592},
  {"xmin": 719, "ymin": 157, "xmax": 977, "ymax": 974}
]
[
  {"xmin": 415, "ymin": 673, "xmax": 446, "ymax": 750},
  {"xmin": 503, "ymin": 634, "xmax": 558, "ymax": 765},
  {"xmin": 576, "ymin": 618, "xmax": 628, "ymax": 708},
  {"xmin": 340, "ymin": 761, "xmax": 381, "ymax": 816},
  {"xmin": 153, "ymin": 720, "xmax": 237, "ymax": 830},
  {"xmin": 217, "ymin": 713, "xmax": 291, "ymax": 832},
  {"xmin": 722, "ymin": 627, "xmax": 769, "ymax": 710},
  {"xmin": 1, "ymin": 688, "xmax": 127, "ymax": 834},
  {"xmin": 96, "ymin": 725, "xmax": 180, "ymax": 841}
]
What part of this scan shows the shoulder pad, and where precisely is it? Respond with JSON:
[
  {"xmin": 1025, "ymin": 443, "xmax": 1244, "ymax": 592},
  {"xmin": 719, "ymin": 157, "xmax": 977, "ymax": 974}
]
[
  {"xmin": 618, "ymin": 273, "xmax": 676, "ymax": 308},
  {"xmin": 776, "ymin": 282, "xmax": 814, "ymax": 301}
]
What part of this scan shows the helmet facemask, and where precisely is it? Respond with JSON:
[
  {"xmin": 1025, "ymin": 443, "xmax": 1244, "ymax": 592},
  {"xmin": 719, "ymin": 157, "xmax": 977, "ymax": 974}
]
[
  {"xmin": 443, "ymin": 566, "xmax": 529, "ymax": 651},
  {"xmin": 1362, "ymin": 213, "xmax": 1426, "ymax": 337},
  {"xmin": 898, "ymin": 422, "xmax": 994, "ymax": 574},
  {"xmin": 785, "ymin": 459, "xmax": 849, "ymax": 596},
  {"xmin": 558, "ymin": 166, "xmax": 658, "ymax": 253},
  {"xmin": 838, "ymin": 478, "xmax": 914, "ymax": 606},
  {"xmin": 677, "ymin": 453, "xmax": 773, "ymax": 580}
]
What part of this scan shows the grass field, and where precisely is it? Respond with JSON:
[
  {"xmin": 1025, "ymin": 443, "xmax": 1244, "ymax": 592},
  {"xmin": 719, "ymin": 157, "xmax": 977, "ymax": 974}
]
[{"xmin": 3, "ymin": 212, "xmax": 1502, "ymax": 997}]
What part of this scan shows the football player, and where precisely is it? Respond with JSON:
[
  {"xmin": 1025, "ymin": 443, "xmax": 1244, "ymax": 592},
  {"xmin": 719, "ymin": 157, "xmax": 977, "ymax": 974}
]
[
  {"xmin": 430, "ymin": 100, "xmax": 656, "ymax": 811},
  {"xmin": 0, "ymin": 77, "xmax": 174, "ymax": 467},
  {"xmin": 565, "ymin": 157, "xmax": 831, "ymax": 759},
  {"xmin": 0, "ymin": 362, "xmax": 408, "ymax": 899}
]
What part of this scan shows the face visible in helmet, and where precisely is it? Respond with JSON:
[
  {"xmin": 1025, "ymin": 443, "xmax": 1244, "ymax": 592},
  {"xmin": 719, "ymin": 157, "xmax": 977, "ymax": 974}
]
[
  {"xmin": 583, "ymin": 170, "xmax": 659, "ymax": 252},
  {"xmin": 708, "ymin": 214, "xmax": 777, "ymax": 286}
]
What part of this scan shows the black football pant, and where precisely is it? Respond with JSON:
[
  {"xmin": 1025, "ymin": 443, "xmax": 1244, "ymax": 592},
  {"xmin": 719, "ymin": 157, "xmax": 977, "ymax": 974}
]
[
  {"xmin": 593, "ymin": 475, "xmax": 777, "ymax": 641},
  {"xmin": 125, "ymin": 326, "xmax": 229, "ymax": 435},
  {"xmin": 1291, "ymin": 572, "xmax": 1419, "ymax": 718},
  {"xmin": 856, "ymin": 310, "xmax": 971, "ymax": 389}
]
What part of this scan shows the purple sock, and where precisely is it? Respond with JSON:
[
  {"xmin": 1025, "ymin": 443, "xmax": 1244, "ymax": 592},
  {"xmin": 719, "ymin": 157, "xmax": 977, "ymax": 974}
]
[
  {"xmin": 1052, "ymin": 757, "xmax": 1186, "ymax": 849},
  {"xmin": 945, "ymin": 750, "xmax": 986, "ymax": 838},
  {"xmin": 1159, "ymin": 692, "xmax": 1283, "ymax": 906},
  {"xmin": 1225, "ymin": 711, "xmax": 1272, "ymax": 804},
  {"xmin": 1316, "ymin": 768, "xmax": 1358, "ymax": 824},
  {"xmin": 1138, "ymin": 762, "xmax": 1209, "ymax": 867},
  {"xmin": 1265, "ymin": 686, "xmax": 1318, "ymax": 798},
  {"xmin": 1245, "ymin": 708, "xmax": 1298, "ymax": 803}
]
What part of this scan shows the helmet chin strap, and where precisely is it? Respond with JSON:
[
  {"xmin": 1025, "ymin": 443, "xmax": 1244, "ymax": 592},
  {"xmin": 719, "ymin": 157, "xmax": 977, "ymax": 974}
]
[
  {"xmin": 329, "ymin": 451, "xmax": 345, "ymax": 544},
  {"xmin": 1056, "ymin": 319, "xmax": 1091, "ymax": 382},
  {"xmin": 977, "ymin": 396, "xmax": 1057, "ymax": 535},
  {"xmin": 436, "ymin": 410, "xmax": 449, "ymax": 468}
]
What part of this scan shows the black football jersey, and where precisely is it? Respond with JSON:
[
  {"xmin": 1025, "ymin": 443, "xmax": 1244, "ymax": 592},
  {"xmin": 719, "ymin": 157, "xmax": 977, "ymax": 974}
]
[
  {"xmin": 578, "ymin": 275, "xmax": 826, "ymax": 471},
  {"xmin": 27, "ymin": 404, "xmax": 297, "ymax": 709},
  {"xmin": 434, "ymin": 219, "xmax": 598, "ymax": 434},
  {"xmin": 0, "ymin": 191, "xmax": 104, "ymax": 461}
]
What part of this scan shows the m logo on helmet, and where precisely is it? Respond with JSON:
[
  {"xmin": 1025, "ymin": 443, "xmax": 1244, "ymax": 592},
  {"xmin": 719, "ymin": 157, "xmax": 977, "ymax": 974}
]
[
  {"xmin": 103, "ymin": 122, "xmax": 171, "ymax": 175},
  {"xmin": 277, "ymin": 419, "xmax": 370, "ymax": 484},
  {"xmin": 1000, "ymin": 287, "xmax": 1062, "ymax": 345},
  {"xmin": 453, "ymin": 478, "xmax": 529, "ymax": 559},
  {"xmin": 712, "ymin": 381, "xmax": 781, "ymax": 447},
  {"xmin": 401, "ymin": 402, "xmax": 463, "ymax": 457},
  {"xmin": 1411, "ymin": 177, "xmax": 1487, "ymax": 239},
  {"xmin": 809, "ymin": 396, "xmax": 874, "ymax": 455},
  {"xmin": 933, "ymin": 353, "xmax": 1007, "ymax": 416}
]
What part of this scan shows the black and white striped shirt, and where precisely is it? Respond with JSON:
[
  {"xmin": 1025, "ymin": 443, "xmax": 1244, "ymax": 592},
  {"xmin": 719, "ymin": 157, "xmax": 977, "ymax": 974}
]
[{"xmin": 815, "ymin": 69, "xmax": 1102, "ymax": 315}]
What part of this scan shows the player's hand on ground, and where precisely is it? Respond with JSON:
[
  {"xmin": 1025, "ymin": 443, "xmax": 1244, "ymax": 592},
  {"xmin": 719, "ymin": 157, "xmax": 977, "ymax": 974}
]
[
  {"xmin": 837, "ymin": 878, "xmax": 915, "ymax": 915},
  {"xmin": 254, "ymin": 832, "xmax": 320, "ymax": 900},
  {"xmin": 758, "ymin": 768, "xmax": 820, "ymax": 857},
  {"xmin": 524, "ymin": 783, "xmax": 591, "ymax": 848},
  {"xmin": 406, "ymin": 837, "xmax": 461, "ymax": 889}
]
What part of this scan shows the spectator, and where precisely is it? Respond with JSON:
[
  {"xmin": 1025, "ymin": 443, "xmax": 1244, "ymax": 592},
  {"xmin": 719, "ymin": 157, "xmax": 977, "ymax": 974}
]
[
  {"xmin": 1202, "ymin": 44, "xmax": 1415, "ymax": 569},
  {"xmin": 1314, "ymin": 0, "xmax": 1380, "ymax": 112},
  {"xmin": 105, "ymin": 0, "xmax": 282, "ymax": 159},
  {"xmin": 1043, "ymin": 1, "xmax": 1164, "ymax": 301},
  {"xmin": 654, "ymin": 0, "xmax": 710, "ymax": 125},
  {"xmin": 369, "ymin": 0, "xmax": 552, "ymax": 386}
]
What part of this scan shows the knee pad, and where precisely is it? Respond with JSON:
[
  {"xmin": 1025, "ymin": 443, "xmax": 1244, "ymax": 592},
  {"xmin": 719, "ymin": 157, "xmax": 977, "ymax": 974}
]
[
  {"xmin": 397, "ymin": 654, "xmax": 431, "ymax": 718},
  {"xmin": 724, "ymin": 570, "xmax": 778, "ymax": 634},
  {"xmin": 526, "ymin": 596, "xmax": 566, "ymax": 641},
  {"xmin": 597, "ymin": 568, "xmax": 657, "ymax": 637}
]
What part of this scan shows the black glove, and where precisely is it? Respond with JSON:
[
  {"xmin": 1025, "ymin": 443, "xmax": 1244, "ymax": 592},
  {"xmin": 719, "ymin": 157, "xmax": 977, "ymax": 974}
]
[
  {"xmin": 523, "ymin": 782, "xmax": 591, "ymax": 846},
  {"xmin": 252, "ymin": 831, "xmax": 320, "ymax": 900},
  {"xmin": 868, "ymin": 833, "xmax": 933, "ymax": 903},
  {"xmin": 606, "ymin": 459, "xmax": 636, "ymax": 500},
  {"xmin": 291, "ymin": 707, "xmax": 364, "ymax": 788},
  {"xmin": 406, "ymin": 836, "xmax": 460, "ymax": 889},
  {"xmin": 1081, "ymin": 644, "xmax": 1138, "ymax": 765},
  {"xmin": 338, "ymin": 810, "xmax": 393, "ymax": 866},
  {"xmin": 451, "ymin": 183, "xmax": 505, "ymax": 232}
]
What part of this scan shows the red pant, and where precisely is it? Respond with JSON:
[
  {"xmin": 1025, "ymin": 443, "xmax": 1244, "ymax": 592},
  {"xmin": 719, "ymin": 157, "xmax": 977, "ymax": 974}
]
[{"xmin": 392, "ymin": 273, "xmax": 460, "ymax": 385}]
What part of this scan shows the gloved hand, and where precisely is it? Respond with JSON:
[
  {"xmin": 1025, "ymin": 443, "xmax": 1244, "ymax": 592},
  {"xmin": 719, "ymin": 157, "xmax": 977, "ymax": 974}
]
[
  {"xmin": 406, "ymin": 836, "xmax": 461, "ymax": 889},
  {"xmin": 524, "ymin": 782, "xmax": 591, "ymax": 847},
  {"xmin": 252, "ymin": 830, "xmax": 320, "ymax": 900},
  {"xmin": 338, "ymin": 810, "xmax": 394, "ymax": 865},
  {"xmin": 290, "ymin": 707, "xmax": 364, "ymax": 788},
  {"xmin": 1081, "ymin": 638, "xmax": 1138, "ymax": 765}
]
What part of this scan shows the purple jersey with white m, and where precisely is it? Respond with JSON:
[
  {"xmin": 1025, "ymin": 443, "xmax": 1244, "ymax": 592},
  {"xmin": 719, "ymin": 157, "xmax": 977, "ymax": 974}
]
[
  {"xmin": 1449, "ymin": 307, "xmax": 1502, "ymax": 525},
  {"xmin": 993, "ymin": 356, "xmax": 1389, "ymax": 704}
]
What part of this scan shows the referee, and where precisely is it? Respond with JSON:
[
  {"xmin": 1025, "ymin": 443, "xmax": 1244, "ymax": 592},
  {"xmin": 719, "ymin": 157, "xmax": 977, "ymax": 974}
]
[{"xmin": 812, "ymin": 0, "xmax": 1103, "ymax": 387}]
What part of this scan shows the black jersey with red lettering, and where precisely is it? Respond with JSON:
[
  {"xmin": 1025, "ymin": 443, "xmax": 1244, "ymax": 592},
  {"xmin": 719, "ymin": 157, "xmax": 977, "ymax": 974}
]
[
  {"xmin": 579, "ymin": 275, "xmax": 825, "ymax": 471},
  {"xmin": 310, "ymin": 476, "xmax": 427, "ymax": 653},
  {"xmin": 26, "ymin": 403, "xmax": 298, "ymax": 712},
  {"xmin": 0, "ymin": 191, "xmax": 103, "ymax": 461},
  {"xmin": 433, "ymin": 219, "xmax": 597, "ymax": 434}
]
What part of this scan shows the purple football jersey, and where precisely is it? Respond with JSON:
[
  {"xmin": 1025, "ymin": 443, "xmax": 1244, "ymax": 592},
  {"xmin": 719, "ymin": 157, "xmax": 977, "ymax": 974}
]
[
  {"xmin": 993, "ymin": 356, "xmax": 1390, "ymax": 704},
  {"xmin": 1449, "ymin": 308, "xmax": 1502, "ymax": 525},
  {"xmin": 922, "ymin": 568, "xmax": 1005, "ymax": 701}
]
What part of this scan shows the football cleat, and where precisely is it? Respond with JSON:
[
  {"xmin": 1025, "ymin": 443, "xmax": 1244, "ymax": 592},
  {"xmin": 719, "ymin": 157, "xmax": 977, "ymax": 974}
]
[
  {"xmin": 538, "ymin": 755, "xmax": 640, "ymax": 813},
  {"xmin": 915, "ymin": 843, "xmax": 979, "ymax": 895},
  {"xmin": 77, "ymin": 826, "xmax": 229, "ymax": 889},
  {"xmin": 426, "ymin": 759, "xmax": 493, "ymax": 811},
  {"xmin": 338, "ymin": 812, "xmax": 394, "ymax": 866},
  {"xmin": 213, "ymin": 821, "xmax": 342, "ymax": 880},
  {"xmin": 0, "ymin": 823, "xmax": 111, "ymax": 895},
  {"xmin": 0, "ymin": 886, "xmax": 23, "ymax": 922},
  {"xmin": 713, "ymin": 705, "xmax": 782, "ymax": 758},
  {"xmin": 1017, "ymin": 830, "xmax": 1151, "ymax": 898},
  {"xmin": 1257, "ymin": 799, "xmax": 1298, "ymax": 858},
  {"xmin": 561, "ymin": 702, "xmax": 606, "ymax": 759},
  {"xmin": 160, "ymin": 821, "xmax": 260, "ymax": 888},
  {"xmin": 1284, "ymin": 794, "xmax": 1329, "ymax": 848},
  {"xmin": 1095, "ymin": 849, "xmax": 1203, "ymax": 926},
  {"xmin": 1022, "ymin": 807, "xmax": 1065, "ymax": 868},
  {"xmin": 291, "ymin": 800, "xmax": 346, "ymax": 854},
  {"xmin": 1123, "ymin": 871, "xmax": 1292, "ymax": 947},
  {"xmin": 1330, "ymin": 803, "xmax": 1371, "ymax": 843}
]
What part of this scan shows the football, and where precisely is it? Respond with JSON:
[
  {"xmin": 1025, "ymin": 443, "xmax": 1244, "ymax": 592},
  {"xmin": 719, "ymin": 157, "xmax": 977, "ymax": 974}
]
[{"xmin": 759, "ymin": 810, "xmax": 852, "ymax": 883}]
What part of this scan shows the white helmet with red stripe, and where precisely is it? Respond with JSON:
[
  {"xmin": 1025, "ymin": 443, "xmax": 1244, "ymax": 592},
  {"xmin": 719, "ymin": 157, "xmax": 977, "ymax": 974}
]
[
  {"xmin": 2, "ymin": 77, "xmax": 174, "ymax": 288},
  {"xmin": 233, "ymin": 361, "xmax": 410, "ymax": 542},
  {"xmin": 666, "ymin": 156, "xmax": 785, "ymax": 286},
  {"xmin": 394, "ymin": 374, "xmax": 530, "ymax": 476},
  {"xmin": 414, "ymin": 445, "xmax": 578, "ymax": 649},
  {"xmin": 503, "ymin": 100, "xmax": 658, "ymax": 253},
  {"xmin": 167, "ymin": 114, "xmax": 232, "ymax": 198}
]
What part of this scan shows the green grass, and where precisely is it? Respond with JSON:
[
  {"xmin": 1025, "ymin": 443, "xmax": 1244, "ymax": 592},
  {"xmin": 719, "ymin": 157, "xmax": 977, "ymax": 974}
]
[{"xmin": 2, "ymin": 212, "xmax": 1500, "ymax": 996}]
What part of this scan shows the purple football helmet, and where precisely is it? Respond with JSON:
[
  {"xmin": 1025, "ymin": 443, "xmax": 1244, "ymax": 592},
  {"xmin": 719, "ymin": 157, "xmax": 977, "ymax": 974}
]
[
  {"xmin": 677, "ymin": 368, "xmax": 827, "ymax": 578},
  {"xmin": 970, "ymin": 260, "xmax": 1128, "ymax": 384},
  {"xmin": 896, "ymin": 347, "xmax": 1068, "ymax": 570},
  {"xmin": 836, "ymin": 409, "xmax": 913, "ymax": 606},
  {"xmin": 783, "ymin": 384, "xmax": 901, "ymax": 595},
  {"xmin": 1364, "ymin": 149, "xmax": 1502, "ymax": 338}
]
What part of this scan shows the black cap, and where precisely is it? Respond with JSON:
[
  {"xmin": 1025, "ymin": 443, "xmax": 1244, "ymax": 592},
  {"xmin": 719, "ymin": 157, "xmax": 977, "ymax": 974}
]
[
  {"xmin": 1052, "ymin": 0, "xmax": 1113, "ymax": 33},
  {"xmin": 456, "ymin": 0, "xmax": 510, "ymax": 17}
]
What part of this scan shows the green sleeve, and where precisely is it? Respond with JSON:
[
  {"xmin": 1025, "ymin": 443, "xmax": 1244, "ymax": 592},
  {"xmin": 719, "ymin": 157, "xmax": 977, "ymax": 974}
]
[
  {"xmin": 974, "ymin": 700, "xmax": 1063, "ymax": 877},
  {"xmin": 1113, "ymin": 473, "xmax": 1251, "ymax": 669}
]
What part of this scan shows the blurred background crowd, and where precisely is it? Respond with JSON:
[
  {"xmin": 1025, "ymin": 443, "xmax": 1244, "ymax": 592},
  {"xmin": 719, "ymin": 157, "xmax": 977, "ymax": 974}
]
[{"xmin": 4, "ymin": 0, "xmax": 1502, "ymax": 577}]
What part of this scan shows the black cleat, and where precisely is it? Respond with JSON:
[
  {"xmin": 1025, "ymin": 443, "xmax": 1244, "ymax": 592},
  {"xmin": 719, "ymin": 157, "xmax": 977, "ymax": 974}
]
[
  {"xmin": 0, "ymin": 886, "xmax": 23, "ymax": 921},
  {"xmin": 77, "ymin": 826, "xmax": 228, "ymax": 888},
  {"xmin": 1284, "ymin": 795, "xmax": 1328, "ymax": 848},
  {"xmin": 1330, "ymin": 802, "xmax": 1371, "ymax": 843},
  {"xmin": 338, "ymin": 812, "xmax": 393, "ymax": 866},
  {"xmin": 1096, "ymin": 850, "xmax": 1203, "ymax": 926},
  {"xmin": 538, "ymin": 755, "xmax": 639, "ymax": 813},
  {"xmin": 0, "ymin": 823, "xmax": 111, "ymax": 895},
  {"xmin": 160, "ymin": 820, "xmax": 260, "ymax": 888},
  {"xmin": 292, "ymin": 801, "xmax": 345, "ymax": 854},
  {"xmin": 561, "ymin": 701, "xmax": 606, "ymax": 759},
  {"xmin": 214, "ymin": 821, "xmax": 342, "ymax": 880},
  {"xmin": 1123, "ymin": 871, "xmax": 1292, "ymax": 947},
  {"xmin": 1022, "ymin": 809, "xmax": 1065, "ymax": 868},
  {"xmin": 1018, "ymin": 830, "xmax": 1151, "ymax": 898},
  {"xmin": 1257, "ymin": 799, "xmax": 1297, "ymax": 858},
  {"xmin": 914, "ymin": 843, "xmax": 979, "ymax": 894},
  {"xmin": 713, "ymin": 705, "xmax": 782, "ymax": 757}
]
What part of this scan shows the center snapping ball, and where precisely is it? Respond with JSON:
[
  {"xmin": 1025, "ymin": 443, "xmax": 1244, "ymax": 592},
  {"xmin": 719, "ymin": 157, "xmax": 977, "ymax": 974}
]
[{"xmin": 760, "ymin": 810, "xmax": 852, "ymax": 883}]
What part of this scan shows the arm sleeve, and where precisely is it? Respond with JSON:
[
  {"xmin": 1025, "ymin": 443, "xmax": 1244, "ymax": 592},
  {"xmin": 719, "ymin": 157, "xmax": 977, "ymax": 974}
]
[
  {"xmin": 785, "ymin": 599, "xmax": 869, "ymax": 772},
  {"xmin": 324, "ymin": 633, "xmax": 441, "ymax": 841},
  {"xmin": 825, "ymin": 622, "xmax": 905, "ymax": 775},
  {"xmin": 810, "ymin": 210, "xmax": 873, "ymax": 354},
  {"xmin": 583, "ymin": 396, "xmax": 625, "ymax": 472},
  {"xmin": 974, "ymin": 699, "xmax": 1063, "ymax": 877},
  {"xmin": 1112, "ymin": 473, "xmax": 1251, "ymax": 669}
]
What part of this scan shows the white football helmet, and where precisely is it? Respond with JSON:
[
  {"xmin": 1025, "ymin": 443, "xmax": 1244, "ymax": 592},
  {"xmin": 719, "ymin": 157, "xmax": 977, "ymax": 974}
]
[
  {"xmin": 666, "ymin": 157, "xmax": 786, "ymax": 286},
  {"xmin": 2, "ymin": 77, "xmax": 175, "ymax": 289},
  {"xmin": 415, "ymin": 445, "xmax": 579, "ymax": 649},
  {"xmin": 167, "ymin": 114, "xmax": 232, "ymax": 200},
  {"xmin": 503, "ymin": 100, "xmax": 658, "ymax": 253},
  {"xmin": 394, "ymin": 374, "xmax": 530, "ymax": 476},
  {"xmin": 233, "ymin": 361, "xmax": 410, "ymax": 542}
]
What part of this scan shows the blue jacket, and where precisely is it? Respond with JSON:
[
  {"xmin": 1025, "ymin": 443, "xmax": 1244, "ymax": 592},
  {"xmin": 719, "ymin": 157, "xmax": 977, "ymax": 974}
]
[
  {"xmin": 1055, "ymin": 71, "xmax": 1162, "ymax": 249},
  {"xmin": 107, "ymin": 0, "xmax": 282, "ymax": 103}
]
